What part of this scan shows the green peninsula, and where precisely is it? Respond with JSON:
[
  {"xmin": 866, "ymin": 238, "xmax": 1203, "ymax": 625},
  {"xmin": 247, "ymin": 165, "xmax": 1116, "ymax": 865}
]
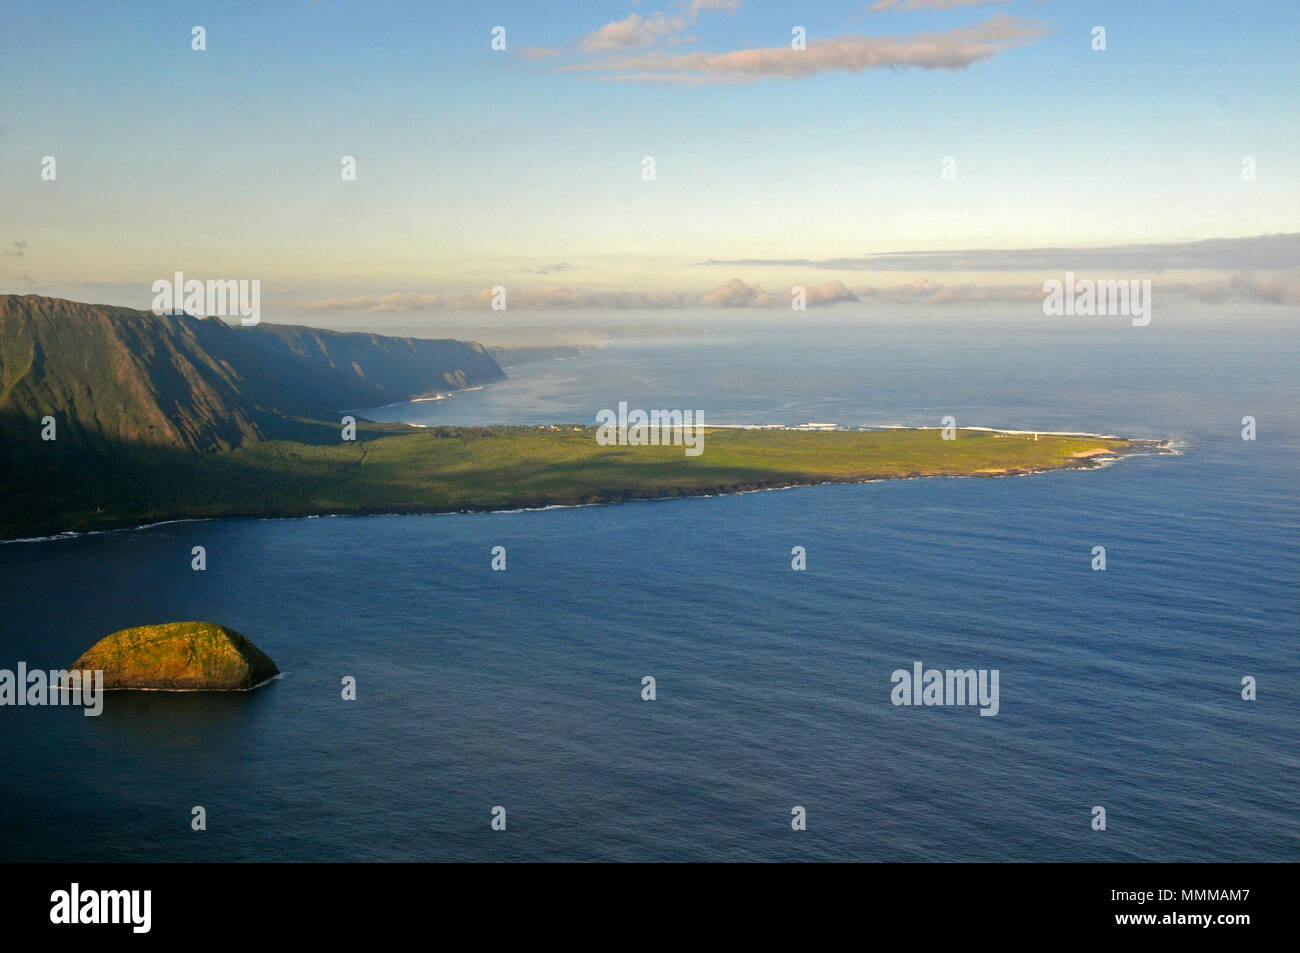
[
  {"xmin": 3, "ymin": 424, "xmax": 1154, "ymax": 538},
  {"xmin": 0, "ymin": 295, "xmax": 1163, "ymax": 539}
]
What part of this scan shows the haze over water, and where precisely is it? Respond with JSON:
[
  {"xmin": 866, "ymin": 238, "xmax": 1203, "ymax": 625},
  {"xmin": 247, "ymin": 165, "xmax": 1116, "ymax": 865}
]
[{"xmin": 2, "ymin": 313, "xmax": 1296, "ymax": 862}]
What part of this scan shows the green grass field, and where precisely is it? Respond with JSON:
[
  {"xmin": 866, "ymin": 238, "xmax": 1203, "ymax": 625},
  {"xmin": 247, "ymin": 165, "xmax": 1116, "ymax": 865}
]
[{"xmin": 2, "ymin": 425, "xmax": 1144, "ymax": 538}]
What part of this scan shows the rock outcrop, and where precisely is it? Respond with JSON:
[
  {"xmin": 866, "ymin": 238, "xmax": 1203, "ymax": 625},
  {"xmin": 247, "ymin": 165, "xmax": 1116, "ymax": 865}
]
[{"xmin": 69, "ymin": 621, "xmax": 279, "ymax": 691}]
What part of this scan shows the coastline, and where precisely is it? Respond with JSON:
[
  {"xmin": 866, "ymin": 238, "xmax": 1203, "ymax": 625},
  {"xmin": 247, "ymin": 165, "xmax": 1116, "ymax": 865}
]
[{"xmin": 1, "ymin": 429, "xmax": 1174, "ymax": 544}]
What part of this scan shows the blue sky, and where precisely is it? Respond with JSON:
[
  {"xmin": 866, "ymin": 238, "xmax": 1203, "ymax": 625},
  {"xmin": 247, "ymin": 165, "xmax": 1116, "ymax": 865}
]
[{"xmin": 2, "ymin": 0, "xmax": 1297, "ymax": 311}]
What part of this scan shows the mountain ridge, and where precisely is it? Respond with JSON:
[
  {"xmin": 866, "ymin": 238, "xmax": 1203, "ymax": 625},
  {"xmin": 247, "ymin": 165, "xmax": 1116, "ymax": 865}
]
[{"xmin": 0, "ymin": 294, "xmax": 506, "ymax": 454}]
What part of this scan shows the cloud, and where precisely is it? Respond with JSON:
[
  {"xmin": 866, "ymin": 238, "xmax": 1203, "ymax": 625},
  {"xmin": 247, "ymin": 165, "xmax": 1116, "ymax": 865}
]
[
  {"xmin": 702, "ymin": 278, "xmax": 858, "ymax": 307},
  {"xmin": 3, "ymin": 239, "xmax": 29, "ymax": 257},
  {"xmin": 870, "ymin": 0, "xmax": 1009, "ymax": 13},
  {"xmin": 699, "ymin": 233, "xmax": 1300, "ymax": 273},
  {"xmin": 849, "ymin": 273, "xmax": 1300, "ymax": 307},
  {"xmin": 580, "ymin": 0, "xmax": 741, "ymax": 53},
  {"xmin": 288, "ymin": 271, "xmax": 1298, "ymax": 314},
  {"xmin": 288, "ymin": 247, "xmax": 1300, "ymax": 313},
  {"xmin": 524, "ymin": 262, "xmax": 576, "ymax": 275},
  {"xmin": 294, "ymin": 292, "xmax": 446, "ymax": 312},
  {"xmin": 515, "ymin": 46, "xmax": 564, "ymax": 60},
  {"xmin": 292, "ymin": 286, "xmax": 694, "ymax": 311},
  {"xmin": 580, "ymin": 12, "xmax": 688, "ymax": 53},
  {"xmin": 295, "ymin": 280, "xmax": 848, "ymax": 312},
  {"xmin": 1173, "ymin": 269, "xmax": 1300, "ymax": 307},
  {"xmin": 561, "ymin": 15, "xmax": 1050, "ymax": 83},
  {"xmin": 472, "ymin": 285, "xmax": 695, "ymax": 309},
  {"xmin": 853, "ymin": 278, "xmax": 1041, "ymax": 303},
  {"xmin": 701, "ymin": 277, "xmax": 779, "ymax": 307}
]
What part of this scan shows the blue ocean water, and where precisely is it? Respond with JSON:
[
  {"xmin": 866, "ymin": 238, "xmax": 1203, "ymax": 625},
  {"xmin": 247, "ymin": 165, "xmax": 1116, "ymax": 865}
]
[{"xmin": 1, "ymin": 313, "xmax": 1296, "ymax": 861}]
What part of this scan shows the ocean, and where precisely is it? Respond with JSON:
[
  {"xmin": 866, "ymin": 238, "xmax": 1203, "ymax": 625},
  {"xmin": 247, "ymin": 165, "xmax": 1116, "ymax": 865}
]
[{"xmin": 2, "ymin": 311, "xmax": 1296, "ymax": 861}]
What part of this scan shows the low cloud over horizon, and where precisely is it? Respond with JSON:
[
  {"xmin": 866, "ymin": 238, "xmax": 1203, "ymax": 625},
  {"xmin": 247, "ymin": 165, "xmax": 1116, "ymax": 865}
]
[
  {"xmin": 288, "ymin": 271, "xmax": 1300, "ymax": 312},
  {"xmin": 281, "ymin": 233, "xmax": 1300, "ymax": 311},
  {"xmin": 11, "ymin": 235, "xmax": 1297, "ymax": 314},
  {"xmin": 699, "ymin": 233, "xmax": 1300, "ymax": 273},
  {"xmin": 10, "ymin": 270, "xmax": 1298, "ymax": 315}
]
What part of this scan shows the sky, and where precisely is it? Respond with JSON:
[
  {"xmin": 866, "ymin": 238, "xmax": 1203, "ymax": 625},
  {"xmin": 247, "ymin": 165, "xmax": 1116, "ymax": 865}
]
[{"xmin": 1, "ymin": 0, "xmax": 1297, "ymax": 314}]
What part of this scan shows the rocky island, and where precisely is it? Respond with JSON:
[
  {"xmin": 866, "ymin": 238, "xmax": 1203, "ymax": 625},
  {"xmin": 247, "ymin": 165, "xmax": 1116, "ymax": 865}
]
[{"xmin": 68, "ymin": 621, "xmax": 279, "ymax": 691}]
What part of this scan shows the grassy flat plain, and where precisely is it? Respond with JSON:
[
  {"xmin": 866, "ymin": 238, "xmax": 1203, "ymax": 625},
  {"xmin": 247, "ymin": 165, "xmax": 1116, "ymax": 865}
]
[{"xmin": 9, "ymin": 425, "xmax": 1147, "ymax": 537}]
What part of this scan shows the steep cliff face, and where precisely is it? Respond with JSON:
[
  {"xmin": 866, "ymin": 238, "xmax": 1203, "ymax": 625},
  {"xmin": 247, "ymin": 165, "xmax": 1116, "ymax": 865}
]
[
  {"xmin": 249, "ymin": 322, "xmax": 505, "ymax": 409},
  {"xmin": 0, "ymin": 296, "xmax": 271, "ymax": 453},
  {"xmin": 0, "ymin": 295, "xmax": 506, "ymax": 454},
  {"xmin": 68, "ymin": 621, "xmax": 279, "ymax": 691}
]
